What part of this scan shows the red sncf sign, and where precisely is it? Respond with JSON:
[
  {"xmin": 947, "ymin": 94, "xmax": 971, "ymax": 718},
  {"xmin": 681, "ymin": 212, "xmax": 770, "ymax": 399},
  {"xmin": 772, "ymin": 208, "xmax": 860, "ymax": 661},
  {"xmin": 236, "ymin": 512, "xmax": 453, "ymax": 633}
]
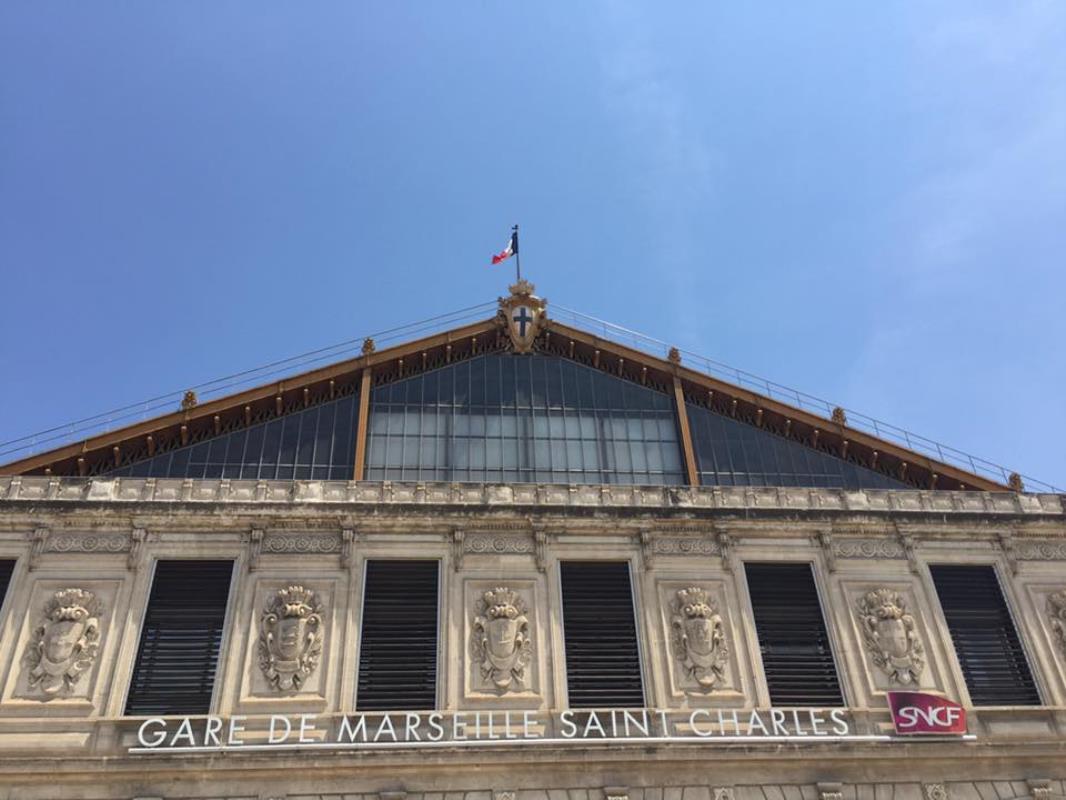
[{"xmin": 887, "ymin": 692, "xmax": 967, "ymax": 735}]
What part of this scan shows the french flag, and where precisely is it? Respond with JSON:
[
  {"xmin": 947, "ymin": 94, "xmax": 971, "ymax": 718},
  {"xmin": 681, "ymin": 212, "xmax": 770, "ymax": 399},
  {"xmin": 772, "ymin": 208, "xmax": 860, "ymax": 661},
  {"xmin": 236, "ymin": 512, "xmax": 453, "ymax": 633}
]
[{"xmin": 491, "ymin": 229, "xmax": 518, "ymax": 265}]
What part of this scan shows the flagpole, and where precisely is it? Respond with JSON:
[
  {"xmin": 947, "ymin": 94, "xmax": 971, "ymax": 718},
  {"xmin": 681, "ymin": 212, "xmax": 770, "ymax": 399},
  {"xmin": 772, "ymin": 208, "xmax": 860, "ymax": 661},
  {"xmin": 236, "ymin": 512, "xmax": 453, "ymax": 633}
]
[{"xmin": 513, "ymin": 224, "xmax": 521, "ymax": 282}]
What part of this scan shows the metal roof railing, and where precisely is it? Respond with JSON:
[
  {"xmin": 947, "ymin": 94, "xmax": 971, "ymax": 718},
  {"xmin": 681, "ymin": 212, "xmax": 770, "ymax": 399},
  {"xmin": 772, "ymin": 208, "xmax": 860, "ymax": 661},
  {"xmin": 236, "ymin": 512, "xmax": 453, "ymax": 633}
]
[
  {"xmin": 0, "ymin": 298, "xmax": 1060, "ymax": 493},
  {"xmin": 0, "ymin": 301, "xmax": 498, "ymax": 463},
  {"xmin": 551, "ymin": 305, "xmax": 1062, "ymax": 494}
]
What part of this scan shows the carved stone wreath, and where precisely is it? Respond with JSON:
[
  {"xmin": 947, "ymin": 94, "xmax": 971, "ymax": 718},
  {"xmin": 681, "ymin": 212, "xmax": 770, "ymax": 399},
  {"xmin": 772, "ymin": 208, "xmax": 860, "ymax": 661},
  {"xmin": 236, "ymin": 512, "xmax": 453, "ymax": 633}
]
[
  {"xmin": 1048, "ymin": 589, "xmax": 1066, "ymax": 657},
  {"xmin": 258, "ymin": 585, "xmax": 324, "ymax": 691},
  {"xmin": 857, "ymin": 588, "xmax": 924, "ymax": 684},
  {"xmin": 670, "ymin": 586, "xmax": 728, "ymax": 690},
  {"xmin": 471, "ymin": 587, "xmax": 532, "ymax": 693},
  {"xmin": 24, "ymin": 588, "xmax": 102, "ymax": 696}
]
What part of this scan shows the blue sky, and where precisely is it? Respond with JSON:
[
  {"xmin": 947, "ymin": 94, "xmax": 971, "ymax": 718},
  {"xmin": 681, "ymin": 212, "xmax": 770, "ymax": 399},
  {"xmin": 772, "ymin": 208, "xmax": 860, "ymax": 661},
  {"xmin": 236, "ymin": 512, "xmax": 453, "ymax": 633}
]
[{"xmin": 2, "ymin": 3, "xmax": 1064, "ymax": 486}]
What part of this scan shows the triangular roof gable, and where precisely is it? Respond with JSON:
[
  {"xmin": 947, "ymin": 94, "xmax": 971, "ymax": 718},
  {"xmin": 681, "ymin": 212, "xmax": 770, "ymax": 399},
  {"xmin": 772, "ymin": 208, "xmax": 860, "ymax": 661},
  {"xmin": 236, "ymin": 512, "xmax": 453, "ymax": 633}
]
[{"xmin": 0, "ymin": 298, "xmax": 1006, "ymax": 491}]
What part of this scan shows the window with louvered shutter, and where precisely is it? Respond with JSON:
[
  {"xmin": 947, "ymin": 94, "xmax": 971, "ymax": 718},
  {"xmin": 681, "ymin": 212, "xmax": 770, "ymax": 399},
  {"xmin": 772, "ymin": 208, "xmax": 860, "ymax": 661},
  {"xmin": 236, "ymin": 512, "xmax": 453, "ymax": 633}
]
[
  {"xmin": 0, "ymin": 560, "xmax": 15, "ymax": 607},
  {"xmin": 745, "ymin": 562, "xmax": 843, "ymax": 706},
  {"xmin": 560, "ymin": 561, "xmax": 645, "ymax": 708},
  {"xmin": 356, "ymin": 560, "xmax": 439, "ymax": 711},
  {"xmin": 125, "ymin": 560, "xmax": 234, "ymax": 716},
  {"xmin": 930, "ymin": 564, "xmax": 1040, "ymax": 706}
]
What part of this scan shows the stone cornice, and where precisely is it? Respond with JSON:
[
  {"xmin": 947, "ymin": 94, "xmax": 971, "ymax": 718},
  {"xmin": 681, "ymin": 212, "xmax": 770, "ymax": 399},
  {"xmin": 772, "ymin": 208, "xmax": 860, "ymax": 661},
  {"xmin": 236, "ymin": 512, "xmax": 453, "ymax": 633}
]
[{"xmin": 1, "ymin": 476, "xmax": 1063, "ymax": 523}]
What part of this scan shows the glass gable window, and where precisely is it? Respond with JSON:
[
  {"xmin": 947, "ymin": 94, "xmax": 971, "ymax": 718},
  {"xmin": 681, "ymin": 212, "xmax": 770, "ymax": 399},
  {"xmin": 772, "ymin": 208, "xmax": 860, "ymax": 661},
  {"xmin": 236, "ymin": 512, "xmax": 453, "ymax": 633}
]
[
  {"xmin": 686, "ymin": 402, "xmax": 908, "ymax": 489},
  {"xmin": 366, "ymin": 354, "xmax": 685, "ymax": 485},
  {"xmin": 108, "ymin": 392, "xmax": 359, "ymax": 481}
]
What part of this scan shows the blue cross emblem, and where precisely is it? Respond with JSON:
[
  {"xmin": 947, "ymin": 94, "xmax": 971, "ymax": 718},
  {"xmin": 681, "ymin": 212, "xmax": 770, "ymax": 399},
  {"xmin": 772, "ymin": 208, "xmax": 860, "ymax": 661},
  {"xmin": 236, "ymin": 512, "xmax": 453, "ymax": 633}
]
[{"xmin": 512, "ymin": 306, "xmax": 534, "ymax": 337}]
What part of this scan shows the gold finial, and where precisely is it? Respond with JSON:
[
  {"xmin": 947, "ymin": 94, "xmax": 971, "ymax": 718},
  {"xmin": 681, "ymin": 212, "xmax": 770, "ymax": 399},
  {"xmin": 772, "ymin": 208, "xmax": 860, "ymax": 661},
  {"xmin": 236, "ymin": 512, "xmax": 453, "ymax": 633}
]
[
  {"xmin": 1007, "ymin": 472, "xmax": 1024, "ymax": 493},
  {"xmin": 362, "ymin": 337, "xmax": 376, "ymax": 355},
  {"xmin": 180, "ymin": 390, "xmax": 198, "ymax": 410},
  {"xmin": 508, "ymin": 278, "xmax": 535, "ymax": 297},
  {"xmin": 831, "ymin": 406, "xmax": 847, "ymax": 425},
  {"xmin": 667, "ymin": 347, "xmax": 681, "ymax": 365}
]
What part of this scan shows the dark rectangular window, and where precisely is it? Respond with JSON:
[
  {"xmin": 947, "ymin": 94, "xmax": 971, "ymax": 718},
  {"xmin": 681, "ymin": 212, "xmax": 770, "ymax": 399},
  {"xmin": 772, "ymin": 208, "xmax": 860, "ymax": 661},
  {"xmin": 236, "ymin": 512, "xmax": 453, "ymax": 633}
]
[
  {"xmin": 125, "ymin": 560, "xmax": 234, "ymax": 716},
  {"xmin": 0, "ymin": 560, "xmax": 15, "ymax": 606},
  {"xmin": 745, "ymin": 562, "xmax": 843, "ymax": 706},
  {"xmin": 357, "ymin": 560, "xmax": 439, "ymax": 711},
  {"xmin": 560, "ymin": 561, "xmax": 645, "ymax": 708},
  {"xmin": 930, "ymin": 565, "xmax": 1040, "ymax": 706}
]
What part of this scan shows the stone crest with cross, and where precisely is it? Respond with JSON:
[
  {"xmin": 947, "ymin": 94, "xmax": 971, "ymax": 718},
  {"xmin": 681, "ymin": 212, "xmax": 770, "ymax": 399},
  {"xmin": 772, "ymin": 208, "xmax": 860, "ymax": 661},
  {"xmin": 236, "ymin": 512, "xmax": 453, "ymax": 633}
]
[{"xmin": 498, "ymin": 279, "xmax": 547, "ymax": 354}]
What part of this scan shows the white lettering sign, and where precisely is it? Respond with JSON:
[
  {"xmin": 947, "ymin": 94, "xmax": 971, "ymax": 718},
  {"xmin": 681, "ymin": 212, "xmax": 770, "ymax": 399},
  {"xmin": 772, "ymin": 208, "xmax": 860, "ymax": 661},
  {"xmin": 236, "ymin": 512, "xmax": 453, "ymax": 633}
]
[{"xmin": 130, "ymin": 707, "xmax": 885, "ymax": 754}]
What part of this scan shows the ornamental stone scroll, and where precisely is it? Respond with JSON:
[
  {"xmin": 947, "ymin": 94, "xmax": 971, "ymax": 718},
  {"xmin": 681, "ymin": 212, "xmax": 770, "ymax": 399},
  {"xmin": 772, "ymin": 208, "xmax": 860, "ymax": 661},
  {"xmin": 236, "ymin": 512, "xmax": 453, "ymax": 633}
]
[
  {"xmin": 670, "ymin": 586, "xmax": 729, "ymax": 691},
  {"xmin": 258, "ymin": 585, "xmax": 324, "ymax": 691},
  {"xmin": 471, "ymin": 586, "xmax": 532, "ymax": 693},
  {"xmin": 23, "ymin": 588, "xmax": 102, "ymax": 696},
  {"xmin": 857, "ymin": 587, "xmax": 925, "ymax": 685}
]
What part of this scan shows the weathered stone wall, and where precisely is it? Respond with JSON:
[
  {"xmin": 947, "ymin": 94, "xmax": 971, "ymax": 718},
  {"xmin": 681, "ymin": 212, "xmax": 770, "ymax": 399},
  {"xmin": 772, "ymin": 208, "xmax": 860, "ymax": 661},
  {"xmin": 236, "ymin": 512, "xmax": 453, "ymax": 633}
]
[{"xmin": 0, "ymin": 477, "xmax": 1062, "ymax": 798}]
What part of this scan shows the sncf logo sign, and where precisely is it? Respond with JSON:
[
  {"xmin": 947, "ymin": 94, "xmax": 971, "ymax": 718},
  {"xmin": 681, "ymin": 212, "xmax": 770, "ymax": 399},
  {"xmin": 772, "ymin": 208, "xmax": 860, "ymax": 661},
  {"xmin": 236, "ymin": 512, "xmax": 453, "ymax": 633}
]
[{"xmin": 887, "ymin": 692, "xmax": 967, "ymax": 735}]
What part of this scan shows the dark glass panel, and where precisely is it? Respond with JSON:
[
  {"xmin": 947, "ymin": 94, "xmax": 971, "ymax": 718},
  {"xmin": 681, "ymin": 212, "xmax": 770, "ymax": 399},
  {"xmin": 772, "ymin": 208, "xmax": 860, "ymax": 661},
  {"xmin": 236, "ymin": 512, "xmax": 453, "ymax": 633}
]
[
  {"xmin": 297, "ymin": 407, "xmax": 319, "ymax": 466},
  {"xmin": 687, "ymin": 402, "xmax": 909, "ymax": 490},
  {"xmin": 365, "ymin": 353, "xmax": 684, "ymax": 485},
  {"xmin": 168, "ymin": 449, "xmax": 189, "ymax": 478},
  {"xmin": 314, "ymin": 403, "xmax": 335, "ymax": 467},
  {"xmin": 278, "ymin": 416, "xmax": 300, "ymax": 466},
  {"xmin": 105, "ymin": 389, "xmax": 360, "ymax": 481}
]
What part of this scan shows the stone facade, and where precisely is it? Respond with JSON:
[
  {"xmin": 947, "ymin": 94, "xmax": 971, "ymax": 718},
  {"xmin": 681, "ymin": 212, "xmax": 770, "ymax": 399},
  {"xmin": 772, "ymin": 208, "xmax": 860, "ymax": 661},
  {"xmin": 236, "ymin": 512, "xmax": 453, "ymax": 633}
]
[{"xmin": 0, "ymin": 475, "xmax": 1063, "ymax": 798}]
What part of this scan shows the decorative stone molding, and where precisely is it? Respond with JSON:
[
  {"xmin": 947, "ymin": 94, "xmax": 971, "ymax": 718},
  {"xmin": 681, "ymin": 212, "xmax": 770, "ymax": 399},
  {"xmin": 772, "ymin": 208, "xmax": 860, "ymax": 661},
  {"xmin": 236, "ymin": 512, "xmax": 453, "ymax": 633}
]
[
  {"xmin": 1027, "ymin": 780, "xmax": 1052, "ymax": 800},
  {"xmin": 533, "ymin": 529, "xmax": 548, "ymax": 572},
  {"xmin": 996, "ymin": 528, "xmax": 1019, "ymax": 575},
  {"xmin": 128, "ymin": 528, "xmax": 146, "ymax": 570},
  {"xmin": 670, "ymin": 586, "xmax": 728, "ymax": 691},
  {"xmin": 896, "ymin": 526, "xmax": 921, "ymax": 574},
  {"xmin": 341, "ymin": 528, "xmax": 355, "ymax": 569},
  {"xmin": 5, "ymin": 476, "xmax": 1063, "ymax": 520},
  {"xmin": 833, "ymin": 538, "xmax": 906, "ymax": 560},
  {"xmin": 24, "ymin": 588, "xmax": 102, "ymax": 696},
  {"xmin": 857, "ymin": 588, "xmax": 924, "ymax": 684},
  {"xmin": 44, "ymin": 532, "xmax": 128, "ymax": 555},
  {"xmin": 261, "ymin": 533, "xmax": 341, "ymax": 555},
  {"xmin": 650, "ymin": 536, "xmax": 721, "ymax": 557},
  {"xmin": 818, "ymin": 783, "xmax": 843, "ymax": 800},
  {"xmin": 818, "ymin": 530, "xmax": 837, "ymax": 572},
  {"xmin": 248, "ymin": 528, "xmax": 264, "ymax": 571},
  {"xmin": 492, "ymin": 791, "xmax": 515, "ymax": 800},
  {"xmin": 1047, "ymin": 590, "xmax": 1066, "ymax": 657},
  {"xmin": 605, "ymin": 786, "xmax": 629, "ymax": 800},
  {"xmin": 1017, "ymin": 540, "xmax": 1066, "ymax": 560},
  {"xmin": 464, "ymin": 533, "xmax": 535, "ymax": 555},
  {"xmin": 452, "ymin": 528, "xmax": 465, "ymax": 571},
  {"xmin": 28, "ymin": 527, "xmax": 49, "ymax": 570},
  {"xmin": 258, "ymin": 585, "xmax": 324, "ymax": 691},
  {"xmin": 716, "ymin": 529, "xmax": 734, "ymax": 572},
  {"xmin": 924, "ymin": 784, "xmax": 948, "ymax": 800},
  {"xmin": 713, "ymin": 789, "xmax": 734, "ymax": 800},
  {"xmin": 471, "ymin": 586, "xmax": 531, "ymax": 693},
  {"xmin": 640, "ymin": 529, "xmax": 653, "ymax": 570}
]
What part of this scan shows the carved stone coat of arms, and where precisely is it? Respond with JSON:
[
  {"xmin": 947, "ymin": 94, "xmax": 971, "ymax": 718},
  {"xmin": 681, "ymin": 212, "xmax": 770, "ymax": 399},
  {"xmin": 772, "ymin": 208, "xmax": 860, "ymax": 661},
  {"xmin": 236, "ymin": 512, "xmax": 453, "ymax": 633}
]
[
  {"xmin": 670, "ymin": 586, "xmax": 729, "ymax": 690},
  {"xmin": 258, "ymin": 585, "xmax": 324, "ymax": 691},
  {"xmin": 498, "ymin": 280, "xmax": 546, "ymax": 354},
  {"xmin": 471, "ymin": 586, "xmax": 532, "ymax": 693},
  {"xmin": 1048, "ymin": 589, "xmax": 1066, "ymax": 656},
  {"xmin": 24, "ymin": 587, "xmax": 102, "ymax": 696},
  {"xmin": 857, "ymin": 588, "xmax": 925, "ymax": 684}
]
